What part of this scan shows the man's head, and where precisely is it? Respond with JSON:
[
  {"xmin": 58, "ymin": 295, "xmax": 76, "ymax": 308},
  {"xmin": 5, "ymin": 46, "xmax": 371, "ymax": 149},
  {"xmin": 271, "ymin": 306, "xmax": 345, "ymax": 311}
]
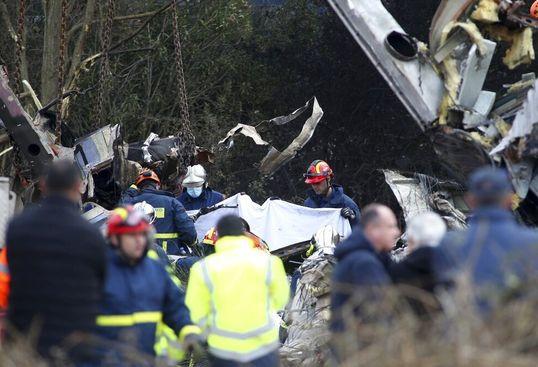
[
  {"xmin": 360, "ymin": 204, "xmax": 401, "ymax": 253},
  {"xmin": 406, "ymin": 212, "xmax": 446, "ymax": 252},
  {"xmin": 42, "ymin": 159, "xmax": 82, "ymax": 202},
  {"xmin": 107, "ymin": 206, "xmax": 151, "ymax": 264},
  {"xmin": 467, "ymin": 166, "xmax": 513, "ymax": 210},
  {"xmin": 135, "ymin": 170, "xmax": 161, "ymax": 190},
  {"xmin": 183, "ymin": 165, "xmax": 207, "ymax": 198},
  {"xmin": 216, "ymin": 215, "xmax": 244, "ymax": 238},
  {"xmin": 304, "ymin": 160, "xmax": 333, "ymax": 196}
]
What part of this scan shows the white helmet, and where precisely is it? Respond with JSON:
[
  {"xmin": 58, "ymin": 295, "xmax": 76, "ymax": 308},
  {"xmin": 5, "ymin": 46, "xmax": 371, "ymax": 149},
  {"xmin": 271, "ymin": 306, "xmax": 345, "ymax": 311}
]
[
  {"xmin": 133, "ymin": 201, "xmax": 156, "ymax": 224},
  {"xmin": 182, "ymin": 165, "xmax": 207, "ymax": 188}
]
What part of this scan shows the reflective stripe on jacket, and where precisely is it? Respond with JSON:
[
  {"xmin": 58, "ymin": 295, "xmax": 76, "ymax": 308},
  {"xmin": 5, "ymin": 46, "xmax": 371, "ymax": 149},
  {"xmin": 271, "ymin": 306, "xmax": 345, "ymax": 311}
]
[{"xmin": 186, "ymin": 236, "xmax": 289, "ymax": 362}]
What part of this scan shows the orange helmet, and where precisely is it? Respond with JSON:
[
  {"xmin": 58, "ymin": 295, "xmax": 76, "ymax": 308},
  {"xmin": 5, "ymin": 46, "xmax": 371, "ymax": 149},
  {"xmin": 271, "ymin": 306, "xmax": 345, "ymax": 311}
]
[
  {"xmin": 107, "ymin": 206, "xmax": 151, "ymax": 236},
  {"xmin": 304, "ymin": 160, "xmax": 333, "ymax": 184},
  {"xmin": 203, "ymin": 227, "xmax": 218, "ymax": 246},
  {"xmin": 532, "ymin": 1, "xmax": 538, "ymax": 19},
  {"xmin": 135, "ymin": 170, "xmax": 161, "ymax": 187}
]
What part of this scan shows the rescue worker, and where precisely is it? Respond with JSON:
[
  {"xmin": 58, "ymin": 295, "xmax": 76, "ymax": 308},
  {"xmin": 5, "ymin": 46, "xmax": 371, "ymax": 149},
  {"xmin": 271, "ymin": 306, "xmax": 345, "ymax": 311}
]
[
  {"xmin": 186, "ymin": 215, "xmax": 289, "ymax": 367},
  {"xmin": 6, "ymin": 160, "xmax": 107, "ymax": 363},
  {"xmin": 201, "ymin": 219, "xmax": 269, "ymax": 255},
  {"xmin": 121, "ymin": 169, "xmax": 197, "ymax": 256},
  {"xmin": 435, "ymin": 167, "xmax": 538, "ymax": 311},
  {"xmin": 303, "ymin": 160, "xmax": 361, "ymax": 227},
  {"xmin": 95, "ymin": 206, "xmax": 202, "ymax": 365},
  {"xmin": 178, "ymin": 165, "xmax": 224, "ymax": 211}
]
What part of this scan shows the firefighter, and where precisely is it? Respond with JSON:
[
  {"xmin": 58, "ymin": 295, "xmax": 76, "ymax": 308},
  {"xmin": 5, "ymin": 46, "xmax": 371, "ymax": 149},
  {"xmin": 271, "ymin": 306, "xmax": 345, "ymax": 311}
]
[
  {"xmin": 178, "ymin": 165, "xmax": 224, "ymax": 211},
  {"xmin": 95, "ymin": 206, "xmax": 202, "ymax": 364},
  {"xmin": 186, "ymin": 215, "xmax": 289, "ymax": 367},
  {"xmin": 303, "ymin": 160, "xmax": 361, "ymax": 227},
  {"xmin": 121, "ymin": 170, "xmax": 197, "ymax": 256}
]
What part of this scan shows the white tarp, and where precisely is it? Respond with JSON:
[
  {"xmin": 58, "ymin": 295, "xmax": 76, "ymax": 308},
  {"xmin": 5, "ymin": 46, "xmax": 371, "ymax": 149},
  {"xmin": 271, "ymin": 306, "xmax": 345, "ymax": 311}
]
[{"xmin": 188, "ymin": 194, "xmax": 352, "ymax": 252}]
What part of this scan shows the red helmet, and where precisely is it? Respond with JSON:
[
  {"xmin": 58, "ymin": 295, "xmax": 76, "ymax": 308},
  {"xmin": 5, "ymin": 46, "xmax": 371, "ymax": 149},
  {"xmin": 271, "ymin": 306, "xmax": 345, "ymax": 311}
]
[
  {"xmin": 202, "ymin": 227, "xmax": 218, "ymax": 246},
  {"xmin": 135, "ymin": 170, "xmax": 161, "ymax": 187},
  {"xmin": 304, "ymin": 160, "xmax": 333, "ymax": 184},
  {"xmin": 107, "ymin": 206, "xmax": 151, "ymax": 236}
]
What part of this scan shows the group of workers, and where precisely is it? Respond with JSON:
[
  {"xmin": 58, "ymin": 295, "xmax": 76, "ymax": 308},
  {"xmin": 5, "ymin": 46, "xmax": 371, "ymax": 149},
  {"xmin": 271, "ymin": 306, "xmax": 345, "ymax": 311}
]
[{"xmin": 1, "ymin": 156, "xmax": 535, "ymax": 367}]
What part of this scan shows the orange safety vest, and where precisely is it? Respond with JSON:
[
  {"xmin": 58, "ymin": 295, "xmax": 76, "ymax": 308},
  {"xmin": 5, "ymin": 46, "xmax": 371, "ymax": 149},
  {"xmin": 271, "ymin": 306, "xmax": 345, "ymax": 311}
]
[{"xmin": 0, "ymin": 248, "xmax": 9, "ymax": 309}]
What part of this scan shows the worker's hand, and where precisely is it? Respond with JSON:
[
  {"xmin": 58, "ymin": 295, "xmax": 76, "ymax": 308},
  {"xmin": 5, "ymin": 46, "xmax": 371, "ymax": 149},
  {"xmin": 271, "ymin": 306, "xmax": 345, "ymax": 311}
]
[
  {"xmin": 183, "ymin": 333, "xmax": 205, "ymax": 361},
  {"xmin": 340, "ymin": 207, "xmax": 356, "ymax": 220}
]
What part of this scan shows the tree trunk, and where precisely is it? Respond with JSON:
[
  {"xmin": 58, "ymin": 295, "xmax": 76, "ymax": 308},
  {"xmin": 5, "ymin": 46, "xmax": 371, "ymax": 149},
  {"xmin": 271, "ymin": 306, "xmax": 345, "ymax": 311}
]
[{"xmin": 41, "ymin": 0, "xmax": 62, "ymax": 106}]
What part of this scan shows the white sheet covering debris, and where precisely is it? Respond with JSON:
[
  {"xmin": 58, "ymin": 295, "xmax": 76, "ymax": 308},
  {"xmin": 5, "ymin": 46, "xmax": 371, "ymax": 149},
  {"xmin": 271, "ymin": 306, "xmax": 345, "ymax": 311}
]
[{"xmin": 188, "ymin": 194, "xmax": 351, "ymax": 251}]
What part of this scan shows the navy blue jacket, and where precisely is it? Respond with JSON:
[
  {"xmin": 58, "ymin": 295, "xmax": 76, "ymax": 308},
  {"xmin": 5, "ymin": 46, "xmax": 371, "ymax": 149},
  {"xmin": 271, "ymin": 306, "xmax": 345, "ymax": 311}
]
[
  {"xmin": 178, "ymin": 187, "xmax": 224, "ymax": 211},
  {"xmin": 121, "ymin": 188, "xmax": 197, "ymax": 256},
  {"xmin": 330, "ymin": 230, "xmax": 391, "ymax": 331},
  {"xmin": 435, "ymin": 208, "xmax": 538, "ymax": 307},
  {"xmin": 304, "ymin": 185, "xmax": 360, "ymax": 227},
  {"xmin": 95, "ymin": 247, "xmax": 192, "ymax": 362}
]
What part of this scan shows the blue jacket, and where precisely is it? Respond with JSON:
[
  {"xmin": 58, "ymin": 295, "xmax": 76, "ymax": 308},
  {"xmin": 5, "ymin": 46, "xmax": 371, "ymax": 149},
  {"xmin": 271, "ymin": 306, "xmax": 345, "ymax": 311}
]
[
  {"xmin": 121, "ymin": 188, "xmax": 197, "ymax": 256},
  {"xmin": 435, "ymin": 208, "xmax": 538, "ymax": 304},
  {"xmin": 178, "ymin": 187, "xmax": 224, "ymax": 211},
  {"xmin": 304, "ymin": 185, "xmax": 360, "ymax": 227},
  {"xmin": 95, "ymin": 247, "xmax": 193, "ymax": 363},
  {"xmin": 330, "ymin": 230, "xmax": 391, "ymax": 332}
]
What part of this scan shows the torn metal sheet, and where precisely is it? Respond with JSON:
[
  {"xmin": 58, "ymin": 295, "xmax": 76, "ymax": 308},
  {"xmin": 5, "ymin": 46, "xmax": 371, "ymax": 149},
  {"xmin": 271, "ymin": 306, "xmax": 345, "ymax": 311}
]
[
  {"xmin": 490, "ymin": 80, "xmax": 538, "ymax": 155},
  {"xmin": 269, "ymin": 97, "xmax": 313, "ymax": 126},
  {"xmin": 456, "ymin": 40, "xmax": 497, "ymax": 109},
  {"xmin": 259, "ymin": 97, "xmax": 323, "ymax": 175},
  {"xmin": 74, "ymin": 124, "xmax": 120, "ymax": 175},
  {"xmin": 505, "ymin": 158, "xmax": 535, "ymax": 199},
  {"xmin": 463, "ymin": 91, "xmax": 497, "ymax": 128},
  {"xmin": 218, "ymin": 123, "xmax": 269, "ymax": 148},
  {"xmin": 141, "ymin": 132, "xmax": 159, "ymax": 163},
  {"xmin": 327, "ymin": 0, "xmax": 444, "ymax": 127},
  {"xmin": 383, "ymin": 170, "xmax": 431, "ymax": 223},
  {"xmin": 0, "ymin": 73, "xmax": 55, "ymax": 179},
  {"xmin": 430, "ymin": 0, "xmax": 476, "ymax": 54}
]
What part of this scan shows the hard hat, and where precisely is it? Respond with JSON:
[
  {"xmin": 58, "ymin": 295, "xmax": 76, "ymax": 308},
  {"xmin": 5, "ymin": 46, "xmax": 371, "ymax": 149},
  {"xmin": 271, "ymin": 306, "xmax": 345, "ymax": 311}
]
[
  {"xmin": 107, "ymin": 206, "xmax": 151, "ymax": 236},
  {"xmin": 182, "ymin": 165, "xmax": 207, "ymax": 188},
  {"xmin": 532, "ymin": 1, "xmax": 538, "ymax": 19},
  {"xmin": 135, "ymin": 169, "xmax": 161, "ymax": 187},
  {"xmin": 304, "ymin": 160, "xmax": 333, "ymax": 184},
  {"xmin": 133, "ymin": 201, "xmax": 156, "ymax": 224},
  {"xmin": 202, "ymin": 227, "xmax": 218, "ymax": 246}
]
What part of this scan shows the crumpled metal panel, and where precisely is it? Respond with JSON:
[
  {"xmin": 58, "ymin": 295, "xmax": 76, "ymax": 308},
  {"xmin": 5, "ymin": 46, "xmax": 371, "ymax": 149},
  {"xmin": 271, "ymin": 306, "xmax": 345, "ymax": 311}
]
[
  {"xmin": 74, "ymin": 124, "xmax": 120, "ymax": 174},
  {"xmin": 383, "ymin": 170, "xmax": 431, "ymax": 223},
  {"xmin": 327, "ymin": 0, "xmax": 444, "ymax": 127}
]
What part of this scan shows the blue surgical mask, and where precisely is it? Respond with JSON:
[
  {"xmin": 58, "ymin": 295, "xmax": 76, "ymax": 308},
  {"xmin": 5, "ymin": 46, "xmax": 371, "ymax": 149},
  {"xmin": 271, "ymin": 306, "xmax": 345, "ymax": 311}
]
[{"xmin": 187, "ymin": 187, "xmax": 203, "ymax": 198}]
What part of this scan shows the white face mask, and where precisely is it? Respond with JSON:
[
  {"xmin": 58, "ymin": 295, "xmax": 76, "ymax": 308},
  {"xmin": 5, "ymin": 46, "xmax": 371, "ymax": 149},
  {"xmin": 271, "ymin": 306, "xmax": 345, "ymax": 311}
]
[{"xmin": 187, "ymin": 187, "xmax": 203, "ymax": 198}]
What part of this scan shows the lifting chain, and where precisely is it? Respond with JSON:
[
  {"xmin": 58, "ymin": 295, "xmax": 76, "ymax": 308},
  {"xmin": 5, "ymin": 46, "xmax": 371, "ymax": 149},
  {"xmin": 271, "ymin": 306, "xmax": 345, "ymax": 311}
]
[
  {"xmin": 55, "ymin": 0, "xmax": 69, "ymax": 143},
  {"xmin": 171, "ymin": 0, "xmax": 195, "ymax": 172},
  {"xmin": 94, "ymin": 0, "xmax": 116, "ymax": 128},
  {"xmin": 13, "ymin": 0, "xmax": 26, "ymax": 93}
]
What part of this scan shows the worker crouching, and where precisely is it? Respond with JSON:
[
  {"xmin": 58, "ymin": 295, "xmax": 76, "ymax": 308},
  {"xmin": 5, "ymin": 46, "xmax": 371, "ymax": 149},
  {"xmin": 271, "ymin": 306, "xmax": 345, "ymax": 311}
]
[
  {"xmin": 94, "ymin": 206, "xmax": 202, "ymax": 366},
  {"xmin": 186, "ymin": 215, "xmax": 289, "ymax": 367}
]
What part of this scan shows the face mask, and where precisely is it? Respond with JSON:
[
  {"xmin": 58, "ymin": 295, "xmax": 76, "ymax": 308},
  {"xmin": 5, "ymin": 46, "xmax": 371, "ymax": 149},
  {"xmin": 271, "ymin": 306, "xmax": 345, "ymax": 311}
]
[{"xmin": 187, "ymin": 187, "xmax": 203, "ymax": 198}]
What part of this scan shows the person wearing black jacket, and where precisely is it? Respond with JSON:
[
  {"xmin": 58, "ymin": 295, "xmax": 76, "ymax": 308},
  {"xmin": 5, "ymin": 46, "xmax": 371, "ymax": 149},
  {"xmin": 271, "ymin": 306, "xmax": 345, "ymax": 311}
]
[
  {"xmin": 6, "ymin": 160, "xmax": 107, "ymax": 363},
  {"xmin": 389, "ymin": 212, "xmax": 447, "ymax": 316}
]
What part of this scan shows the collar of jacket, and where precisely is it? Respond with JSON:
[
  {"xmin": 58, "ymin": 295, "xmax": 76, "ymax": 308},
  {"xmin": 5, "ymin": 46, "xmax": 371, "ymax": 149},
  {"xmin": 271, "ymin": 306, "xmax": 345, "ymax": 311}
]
[
  {"xmin": 468, "ymin": 207, "xmax": 515, "ymax": 224},
  {"xmin": 214, "ymin": 235, "xmax": 254, "ymax": 253},
  {"xmin": 141, "ymin": 188, "xmax": 174, "ymax": 198},
  {"xmin": 41, "ymin": 194, "xmax": 80, "ymax": 212},
  {"xmin": 334, "ymin": 229, "xmax": 378, "ymax": 260},
  {"xmin": 306, "ymin": 184, "xmax": 344, "ymax": 205}
]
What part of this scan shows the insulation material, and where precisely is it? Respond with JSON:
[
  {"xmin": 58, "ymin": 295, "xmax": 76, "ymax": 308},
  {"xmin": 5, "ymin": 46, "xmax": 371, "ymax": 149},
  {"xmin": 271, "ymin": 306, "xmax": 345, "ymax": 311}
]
[
  {"xmin": 471, "ymin": 0, "xmax": 500, "ymax": 24},
  {"xmin": 486, "ymin": 25, "xmax": 535, "ymax": 70}
]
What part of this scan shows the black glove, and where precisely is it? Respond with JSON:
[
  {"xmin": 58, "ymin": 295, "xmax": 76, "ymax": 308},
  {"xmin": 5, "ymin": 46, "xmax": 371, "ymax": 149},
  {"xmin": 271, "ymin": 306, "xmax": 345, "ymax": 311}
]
[
  {"xmin": 183, "ymin": 333, "xmax": 205, "ymax": 361},
  {"xmin": 340, "ymin": 207, "xmax": 356, "ymax": 220}
]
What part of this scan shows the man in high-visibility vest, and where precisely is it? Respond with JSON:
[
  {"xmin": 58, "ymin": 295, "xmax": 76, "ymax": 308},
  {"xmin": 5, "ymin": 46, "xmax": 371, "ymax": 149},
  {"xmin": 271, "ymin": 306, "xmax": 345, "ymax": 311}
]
[
  {"xmin": 121, "ymin": 169, "xmax": 197, "ymax": 257},
  {"xmin": 94, "ymin": 206, "xmax": 202, "ymax": 365},
  {"xmin": 186, "ymin": 215, "xmax": 289, "ymax": 367}
]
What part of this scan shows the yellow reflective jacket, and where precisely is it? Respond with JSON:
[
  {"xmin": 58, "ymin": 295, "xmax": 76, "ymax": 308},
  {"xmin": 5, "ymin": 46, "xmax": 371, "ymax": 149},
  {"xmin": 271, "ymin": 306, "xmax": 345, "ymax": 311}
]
[{"xmin": 186, "ymin": 236, "xmax": 289, "ymax": 362}]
